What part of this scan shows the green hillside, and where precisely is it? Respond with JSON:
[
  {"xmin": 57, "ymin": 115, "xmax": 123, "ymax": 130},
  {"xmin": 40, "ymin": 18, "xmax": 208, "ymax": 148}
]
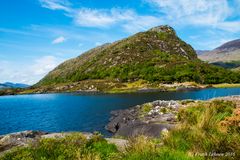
[{"xmin": 37, "ymin": 25, "xmax": 240, "ymax": 87}]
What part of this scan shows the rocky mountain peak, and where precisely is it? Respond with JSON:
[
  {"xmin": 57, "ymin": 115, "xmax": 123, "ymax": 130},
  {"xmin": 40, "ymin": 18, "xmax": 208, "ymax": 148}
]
[{"xmin": 149, "ymin": 25, "xmax": 176, "ymax": 35}]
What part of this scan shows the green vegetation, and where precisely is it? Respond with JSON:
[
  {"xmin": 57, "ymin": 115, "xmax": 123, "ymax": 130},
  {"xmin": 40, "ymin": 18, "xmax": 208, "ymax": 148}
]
[
  {"xmin": 141, "ymin": 103, "xmax": 153, "ymax": 113},
  {"xmin": 1, "ymin": 133, "xmax": 118, "ymax": 160},
  {"xmin": 2, "ymin": 100, "xmax": 239, "ymax": 159},
  {"xmin": 35, "ymin": 26, "xmax": 240, "ymax": 88},
  {"xmin": 211, "ymin": 60, "xmax": 240, "ymax": 69},
  {"xmin": 213, "ymin": 83, "xmax": 240, "ymax": 88},
  {"xmin": 139, "ymin": 103, "xmax": 153, "ymax": 118},
  {"xmin": 120, "ymin": 136, "xmax": 198, "ymax": 160},
  {"xmin": 172, "ymin": 100, "xmax": 240, "ymax": 158},
  {"xmin": 0, "ymin": 88, "xmax": 22, "ymax": 96},
  {"xmin": 38, "ymin": 52, "xmax": 240, "ymax": 86}
]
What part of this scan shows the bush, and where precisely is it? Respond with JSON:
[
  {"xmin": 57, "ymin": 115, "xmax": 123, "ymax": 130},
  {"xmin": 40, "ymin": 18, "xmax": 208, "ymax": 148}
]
[{"xmin": 1, "ymin": 133, "xmax": 118, "ymax": 160}]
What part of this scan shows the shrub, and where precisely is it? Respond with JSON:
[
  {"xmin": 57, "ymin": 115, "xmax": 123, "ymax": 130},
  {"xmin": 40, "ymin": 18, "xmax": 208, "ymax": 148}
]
[
  {"xmin": 1, "ymin": 133, "xmax": 118, "ymax": 160},
  {"xmin": 141, "ymin": 103, "xmax": 153, "ymax": 113}
]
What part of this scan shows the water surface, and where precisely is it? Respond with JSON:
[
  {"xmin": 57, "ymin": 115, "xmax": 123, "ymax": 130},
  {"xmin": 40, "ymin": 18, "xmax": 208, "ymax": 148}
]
[{"xmin": 0, "ymin": 87, "xmax": 239, "ymax": 136}]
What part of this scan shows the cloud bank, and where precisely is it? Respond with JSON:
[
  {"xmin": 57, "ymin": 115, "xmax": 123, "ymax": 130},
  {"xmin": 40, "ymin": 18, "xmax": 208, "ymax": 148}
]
[
  {"xmin": 146, "ymin": 0, "xmax": 240, "ymax": 32},
  {"xmin": 39, "ymin": 0, "xmax": 240, "ymax": 33},
  {"xmin": 39, "ymin": 0, "xmax": 162, "ymax": 33},
  {"xmin": 0, "ymin": 56, "xmax": 62, "ymax": 84}
]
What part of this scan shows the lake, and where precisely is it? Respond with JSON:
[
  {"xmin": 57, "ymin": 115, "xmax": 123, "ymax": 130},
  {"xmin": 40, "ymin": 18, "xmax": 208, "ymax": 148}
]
[{"xmin": 0, "ymin": 87, "xmax": 240, "ymax": 136}]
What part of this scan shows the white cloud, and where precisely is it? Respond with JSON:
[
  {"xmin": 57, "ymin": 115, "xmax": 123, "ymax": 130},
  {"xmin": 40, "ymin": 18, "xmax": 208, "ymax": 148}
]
[
  {"xmin": 73, "ymin": 8, "xmax": 117, "ymax": 27},
  {"xmin": 196, "ymin": 38, "xmax": 233, "ymax": 50},
  {"xmin": 122, "ymin": 15, "xmax": 162, "ymax": 33},
  {"xmin": 95, "ymin": 42, "xmax": 103, "ymax": 46},
  {"xmin": 217, "ymin": 21, "xmax": 240, "ymax": 32},
  {"xmin": 72, "ymin": 8, "xmax": 140, "ymax": 28},
  {"xmin": 146, "ymin": 0, "xmax": 240, "ymax": 32},
  {"xmin": 36, "ymin": 0, "xmax": 239, "ymax": 51},
  {"xmin": 146, "ymin": 0, "xmax": 230, "ymax": 21},
  {"xmin": 0, "ymin": 56, "xmax": 62, "ymax": 85},
  {"xmin": 39, "ymin": 0, "xmax": 71, "ymax": 12},
  {"xmin": 73, "ymin": 8, "xmax": 162, "ymax": 32},
  {"xmin": 38, "ymin": 0, "xmax": 162, "ymax": 33},
  {"xmin": 31, "ymin": 56, "xmax": 60, "ymax": 76},
  {"xmin": 52, "ymin": 36, "xmax": 66, "ymax": 44},
  {"xmin": 187, "ymin": 28, "xmax": 238, "ymax": 49}
]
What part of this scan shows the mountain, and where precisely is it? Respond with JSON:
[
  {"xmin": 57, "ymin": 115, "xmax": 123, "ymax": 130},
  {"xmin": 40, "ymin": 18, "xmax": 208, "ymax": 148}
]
[
  {"xmin": 36, "ymin": 25, "xmax": 240, "ymax": 88},
  {"xmin": 215, "ymin": 39, "xmax": 240, "ymax": 51},
  {"xmin": 0, "ymin": 82, "xmax": 30, "ymax": 89},
  {"xmin": 196, "ymin": 50, "xmax": 209, "ymax": 55},
  {"xmin": 199, "ymin": 39, "xmax": 240, "ymax": 69}
]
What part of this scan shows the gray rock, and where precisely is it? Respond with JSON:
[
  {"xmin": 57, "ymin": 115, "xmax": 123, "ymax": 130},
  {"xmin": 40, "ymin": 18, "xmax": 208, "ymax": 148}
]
[
  {"xmin": 0, "ymin": 130, "xmax": 47, "ymax": 153},
  {"xmin": 115, "ymin": 122, "xmax": 174, "ymax": 137},
  {"xmin": 149, "ymin": 25, "xmax": 176, "ymax": 35},
  {"xmin": 106, "ymin": 100, "xmax": 180, "ymax": 137}
]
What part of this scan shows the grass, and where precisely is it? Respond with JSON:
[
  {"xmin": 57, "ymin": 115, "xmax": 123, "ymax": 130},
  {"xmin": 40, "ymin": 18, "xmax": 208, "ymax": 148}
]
[
  {"xmin": 170, "ymin": 100, "xmax": 240, "ymax": 158},
  {"xmin": 1, "ymin": 100, "xmax": 239, "ymax": 159},
  {"xmin": 106, "ymin": 80, "xmax": 160, "ymax": 93},
  {"xmin": 213, "ymin": 83, "xmax": 240, "ymax": 88},
  {"xmin": 120, "ymin": 136, "xmax": 198, "ymax": 160}
]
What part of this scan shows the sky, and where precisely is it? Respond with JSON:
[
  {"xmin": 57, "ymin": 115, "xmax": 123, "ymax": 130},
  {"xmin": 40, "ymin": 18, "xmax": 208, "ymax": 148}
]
[{"xmin": 0, "ymin": 0, "xmax": 240, "ymax": 84}]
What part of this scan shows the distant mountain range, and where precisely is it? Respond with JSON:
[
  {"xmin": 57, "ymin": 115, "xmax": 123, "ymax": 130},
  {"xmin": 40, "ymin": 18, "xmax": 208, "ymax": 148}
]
[
  {"xmin": 198, "ymin": 39, "xmax": 240, "ymax": 69},
  {"xmin": 196, "ymin": 50, "xmax": 210, "ymax": 55},
  {"xmin": 0, "ymin": 82, "xmax": 30, "ymax": 89}
]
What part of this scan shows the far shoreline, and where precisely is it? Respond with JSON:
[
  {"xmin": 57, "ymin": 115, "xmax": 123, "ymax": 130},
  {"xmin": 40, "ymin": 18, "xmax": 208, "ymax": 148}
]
[{"xmin": 1, "ymin": 82, "xmax": 240, "ymax": 97}]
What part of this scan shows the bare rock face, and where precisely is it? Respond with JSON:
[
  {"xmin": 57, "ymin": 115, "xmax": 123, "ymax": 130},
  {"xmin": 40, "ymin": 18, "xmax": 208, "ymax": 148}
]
[
  {"xmin": 149, "ymin": 25, "xmax": 176, "ymax": 35},
  {"xmin": 105, "ymin": 100, "xmax": 180, "ymax": 138}
]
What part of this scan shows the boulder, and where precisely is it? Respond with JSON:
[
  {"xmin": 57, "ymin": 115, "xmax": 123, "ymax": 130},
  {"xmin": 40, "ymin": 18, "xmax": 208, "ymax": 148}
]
[
  {"xmin": 0, "ymin": 130, "xmax": 47, "ymax": 153},
  {"xmin": 106, "ymin": 100, "xmax": 180, "ymax": 137}
]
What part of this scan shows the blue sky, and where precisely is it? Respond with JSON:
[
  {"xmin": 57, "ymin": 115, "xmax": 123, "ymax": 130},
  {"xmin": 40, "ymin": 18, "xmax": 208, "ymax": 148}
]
[{"xmin": 0, "ymin": 0, "xmax": 240, "ymax": 84}]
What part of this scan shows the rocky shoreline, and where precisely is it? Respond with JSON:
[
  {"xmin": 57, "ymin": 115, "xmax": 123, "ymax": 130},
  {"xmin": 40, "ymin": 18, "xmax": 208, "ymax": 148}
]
[
  {"xmin": 4, "ymin": 81, "xmax": 240, "ymax": 97},
  {"xmin": 106, "ymin": 96, "xmax": 240, "ymax": 137},
  {"xmin": 0, "ymin": 81, "xmax": 207, "ymax": 96}
]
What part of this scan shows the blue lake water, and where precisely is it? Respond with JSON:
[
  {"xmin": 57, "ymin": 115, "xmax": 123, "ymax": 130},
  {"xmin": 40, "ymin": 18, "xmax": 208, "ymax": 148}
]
[{"xmin": 0, "ymin": 87, "xmax": 240, "ymax": 136}]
